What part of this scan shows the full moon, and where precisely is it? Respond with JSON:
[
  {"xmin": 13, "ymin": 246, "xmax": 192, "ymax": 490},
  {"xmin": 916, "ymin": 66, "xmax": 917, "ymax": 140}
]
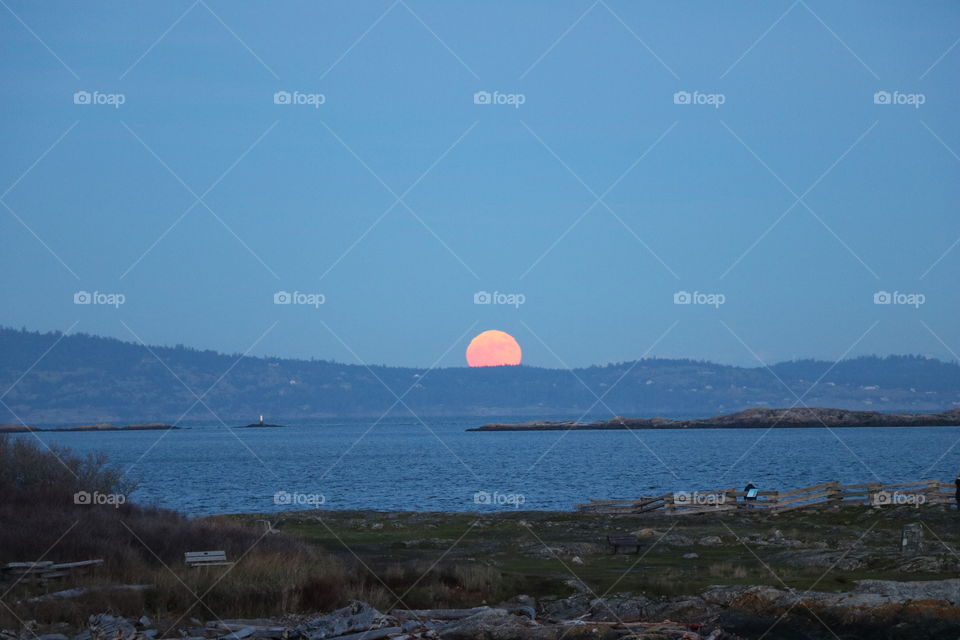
[{"xmin": 466, "ymin": 330, "xmax": 522, "ymax": 367}]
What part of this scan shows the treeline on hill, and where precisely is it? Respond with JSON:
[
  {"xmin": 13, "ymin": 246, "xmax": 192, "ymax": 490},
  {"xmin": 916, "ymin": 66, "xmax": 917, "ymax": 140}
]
[
  {"xmin": 1, "ymin": 327, "xmax": 959, "ymax": 423},
  {"xmin": 0, "ymin": 436, "xmax": 511, "ymax": 625}
]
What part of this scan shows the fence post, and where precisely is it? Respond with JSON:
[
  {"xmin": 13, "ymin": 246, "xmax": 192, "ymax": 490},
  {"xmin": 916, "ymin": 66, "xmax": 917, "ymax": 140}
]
[
  {"xmin": 867, "ymin": 482, "xmax": 882, "ymax": 507},
  {"xmin": 923, "ymin": 479, "xmax": 943, "ymax": 505},
  {"xmin": 724, "ymin": 487, "xmax": 736, "ymax": 509},
  {"xmin": 828, "ymin": 481, "xmax": 843, "ymax": 506}
]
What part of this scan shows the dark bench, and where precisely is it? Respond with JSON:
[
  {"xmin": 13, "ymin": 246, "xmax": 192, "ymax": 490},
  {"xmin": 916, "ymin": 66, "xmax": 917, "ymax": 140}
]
[{"xmin": 606, "ymin": 534, "xmax": 642, "ymax": 554}]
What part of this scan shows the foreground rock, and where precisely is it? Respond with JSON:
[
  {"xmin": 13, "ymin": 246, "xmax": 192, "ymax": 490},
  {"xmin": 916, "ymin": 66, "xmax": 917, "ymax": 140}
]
[{"xmin": 8, "ymin": 580, "xmax": 960, "ymax": 640}]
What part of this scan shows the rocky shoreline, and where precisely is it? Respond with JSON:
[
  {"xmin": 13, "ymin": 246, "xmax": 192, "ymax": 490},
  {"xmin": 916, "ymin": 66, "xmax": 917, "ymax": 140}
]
[{"xmin": 468, "ymin": 407, "xmax": 960, "ymax": 431}]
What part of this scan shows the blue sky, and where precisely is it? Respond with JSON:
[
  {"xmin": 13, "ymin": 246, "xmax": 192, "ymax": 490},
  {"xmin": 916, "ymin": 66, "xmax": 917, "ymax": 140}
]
[{"xmin": 1, "ymin": 1, "xmax": 958, "ymax": 368}]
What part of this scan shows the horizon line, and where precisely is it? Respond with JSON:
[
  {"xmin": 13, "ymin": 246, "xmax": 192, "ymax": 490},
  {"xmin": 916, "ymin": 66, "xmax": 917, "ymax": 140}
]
[{"xmin": 3, "ymin": 325, "xmax": 958, "ymax": 372}]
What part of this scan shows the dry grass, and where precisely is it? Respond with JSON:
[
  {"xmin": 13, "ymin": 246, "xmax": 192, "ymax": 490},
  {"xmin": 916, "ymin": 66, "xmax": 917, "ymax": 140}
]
[
  {"xmin": 706, "ymin": 562, "xmax": 749, "ymax": 579},
  {"xmin": 0, "ymin": 436, "xmax": 509, "ymax": 628}
]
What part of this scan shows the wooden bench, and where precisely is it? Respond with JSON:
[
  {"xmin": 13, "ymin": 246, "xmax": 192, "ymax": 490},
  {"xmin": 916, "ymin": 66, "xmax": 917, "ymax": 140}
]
[
  {"xmin": 184, "ymin": 551, "xmax": 233, "ymax": 568},
  {"xmin": 606, "ymin": 534, "xmax": 642, "ymax": 554}
]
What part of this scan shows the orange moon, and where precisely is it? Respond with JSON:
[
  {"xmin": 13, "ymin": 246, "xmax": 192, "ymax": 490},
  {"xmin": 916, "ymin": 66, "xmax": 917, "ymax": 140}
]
[{"xmin": 466, "ymin": 330, "xmax": 522, "ymax": 367}]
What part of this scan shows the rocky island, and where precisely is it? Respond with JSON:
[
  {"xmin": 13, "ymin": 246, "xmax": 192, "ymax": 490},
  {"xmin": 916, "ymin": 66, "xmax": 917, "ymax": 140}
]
[
  {"xmin": 468, "ymin": 407, "xmax": 960, "ymax": 431},
  {"xmin": 236, "ymin": 415, "xmax": 286, "ymax": 428},
  {"xmin": 0, "ymin": 422, "xmax": 179, "ymax": 433}
]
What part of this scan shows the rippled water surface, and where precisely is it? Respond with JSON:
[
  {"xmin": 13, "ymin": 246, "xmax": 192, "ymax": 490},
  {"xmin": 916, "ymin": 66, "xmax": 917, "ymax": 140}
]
[{"xmin": 16, "ymin": 418, "xmax": 960, "ymax": 515}]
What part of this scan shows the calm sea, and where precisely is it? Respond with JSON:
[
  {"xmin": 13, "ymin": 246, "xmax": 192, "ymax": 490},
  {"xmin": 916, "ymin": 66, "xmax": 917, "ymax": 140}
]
[{"xmin": 13, "ymin": 418, "xmax": 960, "ymax": 515}]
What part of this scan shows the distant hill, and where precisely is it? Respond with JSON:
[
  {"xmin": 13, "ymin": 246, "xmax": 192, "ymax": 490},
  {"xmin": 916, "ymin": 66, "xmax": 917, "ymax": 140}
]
[{"xmin": 1, "ymin": 327, "xmax": 958, "ymax": 424}]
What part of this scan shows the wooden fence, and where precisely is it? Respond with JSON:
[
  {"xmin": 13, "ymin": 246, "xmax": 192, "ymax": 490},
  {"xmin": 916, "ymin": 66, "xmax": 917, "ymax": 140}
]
[{"xmin": 576, "ymin": 479, "xmax": 956, "ymax": 515}]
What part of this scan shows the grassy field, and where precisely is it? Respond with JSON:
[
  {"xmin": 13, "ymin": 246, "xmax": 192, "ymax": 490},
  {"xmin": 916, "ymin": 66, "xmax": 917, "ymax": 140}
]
[{"xmin": 230, "ymin": 502, "xmax": 960, "ymax": 603}]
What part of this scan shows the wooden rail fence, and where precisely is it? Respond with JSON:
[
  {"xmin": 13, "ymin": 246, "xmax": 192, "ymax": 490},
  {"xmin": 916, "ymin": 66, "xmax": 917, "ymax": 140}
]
[{"xmin": 576, "ymin": 479, "xmax": 956, "ymax": 515}]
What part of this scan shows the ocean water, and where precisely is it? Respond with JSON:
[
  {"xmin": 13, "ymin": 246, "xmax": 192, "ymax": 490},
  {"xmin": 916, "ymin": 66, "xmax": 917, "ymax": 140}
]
[{"xmin": 13, "ymin": 418, "xmax": 960, "ymax": 515}]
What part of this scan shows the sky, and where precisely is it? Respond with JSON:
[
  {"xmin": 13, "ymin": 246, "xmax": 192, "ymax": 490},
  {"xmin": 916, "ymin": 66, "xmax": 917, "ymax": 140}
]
[{"xmin": 0, "ymin": 1, "xmax": 958, "ymax": 369}]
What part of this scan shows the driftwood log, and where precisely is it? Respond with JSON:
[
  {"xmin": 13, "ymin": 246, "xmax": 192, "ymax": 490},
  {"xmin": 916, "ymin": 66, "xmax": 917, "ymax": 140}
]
[
  {"xmin": 22, "ymin": 585, "xmax": 151, "ymax": 605},
  {"xmin": 285, "ymin": 602, "xmax": 394, "ymax": 640},
  {"xmin": 390, "ymin": 608, "xmax": 492, "ymax": 622}
]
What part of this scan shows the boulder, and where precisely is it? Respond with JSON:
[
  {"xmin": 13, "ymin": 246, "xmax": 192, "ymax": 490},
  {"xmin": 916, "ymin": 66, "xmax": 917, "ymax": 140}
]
[
  {"xmin": 587, "ymin": 594, "xmax": 653, "ymax": 621},
  {"xmin": 661, "ymin": 534, "xmax": 694, "ymax": 547},
  {"xmin": 645, "ymin": 597, "xmax": 719, "ymax": 623},
  {"xmin": 854, "ymin": 578, "xmax": 960, "ymax": 604},
  {"xmin": 896, "ymin": 554, "xmax": 956, "ymax": 573},
  {"xmin": 539, "ymin": 594, "xmax": 591, "ymax": 621},
  {"xmin": 562, "ymin": 578, "xmax": 591, "ymax": 594}
]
